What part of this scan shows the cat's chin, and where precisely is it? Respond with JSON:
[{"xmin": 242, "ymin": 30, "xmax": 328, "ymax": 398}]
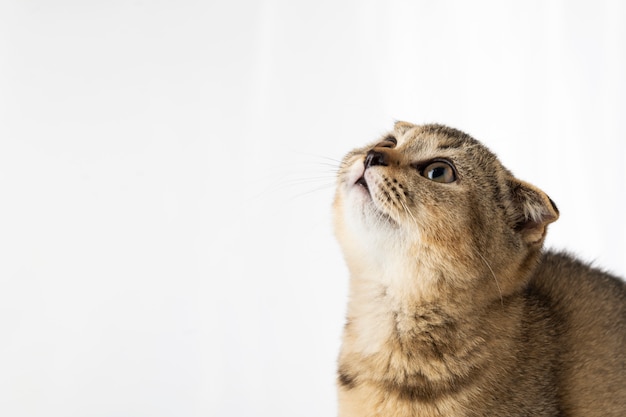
[
  {"xmin": 342, "ymin": 180, "xmax": 395, "ymax": 223},
  {"xmin": 351, "ymin": 186, "xmax": 408, "ymax": 233},
  {"xmin": 342, "ymin": 201, "xmax": 402, "ymax": 246}
]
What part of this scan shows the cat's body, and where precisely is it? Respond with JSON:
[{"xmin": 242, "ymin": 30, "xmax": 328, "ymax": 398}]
[{"xmin": 333, "ymin": 122, "xmax": 626, "ymax": 416}]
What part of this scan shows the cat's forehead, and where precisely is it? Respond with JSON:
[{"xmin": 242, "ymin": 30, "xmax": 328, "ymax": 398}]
[
  {"xmin": 393, "ymin": 124, "xmax": 479, "ymax": 150},
  {"xmin": 394, "ymin": 123, "xmax": 480, "ymax": 153}
]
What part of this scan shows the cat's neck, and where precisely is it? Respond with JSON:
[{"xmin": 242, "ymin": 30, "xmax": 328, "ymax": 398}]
[
  {"xmin": 343, "ymin": 260, "xmax": 522, "ymax": 357},
  {"xmin": 345, "ymin": 254, "xmax": 476, "ymax": 314}
]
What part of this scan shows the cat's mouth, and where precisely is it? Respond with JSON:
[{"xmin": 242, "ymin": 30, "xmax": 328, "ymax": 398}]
[
  {"xmin": 348, "ymin": 170, "xmax": 399, "ymax": 227},
  {"xmin": 355, "ymin": 175, "xmax": 370, "ymax": 194}
]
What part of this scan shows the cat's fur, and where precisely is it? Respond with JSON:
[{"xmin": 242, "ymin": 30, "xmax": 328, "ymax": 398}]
[{"xmin": 333, "ymin": 122, "xmax": 626, "ymax": 416}]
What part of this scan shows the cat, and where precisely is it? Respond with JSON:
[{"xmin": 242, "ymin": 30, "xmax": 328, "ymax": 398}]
[{"xmin": 333, "ymin": 121, "xmax": 626, "ymax": 416}]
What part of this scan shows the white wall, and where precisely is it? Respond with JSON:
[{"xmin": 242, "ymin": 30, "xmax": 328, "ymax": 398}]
[{"xmin": 1, "ymin": 1, "xmax": 624, "ymax": 416}]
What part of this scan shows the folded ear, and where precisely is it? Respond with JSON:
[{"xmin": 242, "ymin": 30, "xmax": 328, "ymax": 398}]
[{"xmin": 507, "ymin": 178, "xmax": 559, "ymax": 245}]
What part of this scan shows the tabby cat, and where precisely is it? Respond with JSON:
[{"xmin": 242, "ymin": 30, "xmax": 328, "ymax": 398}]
[{"xmin": 333, "ymin": 122, "xmax": 626, "ymax": 416}]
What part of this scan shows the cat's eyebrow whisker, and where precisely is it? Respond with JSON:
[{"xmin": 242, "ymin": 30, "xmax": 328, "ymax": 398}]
[{"xmin": 475, "ymin": 249, "xmax": 504, "ymax": 306}]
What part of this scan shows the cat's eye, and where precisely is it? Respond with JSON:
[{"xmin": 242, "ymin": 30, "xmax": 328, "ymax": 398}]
[{"xmin": 422, "ymin": 160, "xmax": 457, "ymax": 183}]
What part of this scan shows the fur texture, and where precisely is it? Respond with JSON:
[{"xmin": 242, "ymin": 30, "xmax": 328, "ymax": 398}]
[{"xmin": 333, "ymin": 122, "xmax": 626, "ymax": 416}]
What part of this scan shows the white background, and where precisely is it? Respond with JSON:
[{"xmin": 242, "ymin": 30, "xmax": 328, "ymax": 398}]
[{"xmin": 1, "ymin": 1, "xmax": 625, "ymax": 416}]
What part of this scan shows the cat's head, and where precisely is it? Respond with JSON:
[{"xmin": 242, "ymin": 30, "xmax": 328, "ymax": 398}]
[{"xmin": 333, "ymin": 122, "xmax": 559, "ymax": 299}]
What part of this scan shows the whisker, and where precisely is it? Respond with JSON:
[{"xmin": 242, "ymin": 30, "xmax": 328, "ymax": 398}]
[
  {"xmin": 283, "ymin": 183, "xmax": 336, "ymax": 201},
  {"xmin": 475, "ymin": 250, "xmax": 504, "ymax": 306},
  {"xmin": 283, "ymin": 149, "xmax": 344, "ymax": 165},
  {"xmin": 297, "ymin": 161, "xmax": 341, "ymax": 170},
  {"xmin": 270, "ymin": 177, "xmax": 337, "ymax": 187},
  {"xmin": 250, "ymin": 151, "xmax": 340, "ymax": 202},
  {"xmin": 276, "ymin": 161, "xmax": 340, "ymax": 173},
  {"xmin": 399, "ymin": 199, "xmax": 419, "ymax": 229},
  {"xmin": 253, "ymin": 177, "xmax": 335, "ymax": 200}
]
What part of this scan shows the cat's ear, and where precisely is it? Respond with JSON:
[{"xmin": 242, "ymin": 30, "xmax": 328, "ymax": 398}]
[
  {"xmin": 394, "ymin": 121, "xmax": 415, "ymax": 136},
  {"xmin": 507, "ymin": 178, "xmax": 559, "ymax": 245}
]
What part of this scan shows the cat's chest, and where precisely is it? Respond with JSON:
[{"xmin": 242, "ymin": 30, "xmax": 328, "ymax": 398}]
[
  {"xmin": 349, "ymin": 302, "xmax": 445, "ymax": 352},
  {"xmin": 347, "ymin": 300, "xmax": 468, "ymax": 371},
  {"xmin": 340, "ymin": 303, "xmax": 489, "ymax": 417},
  {"xmin": 342, "ymin": 288, "xmax": 491, "ymax": 393}
]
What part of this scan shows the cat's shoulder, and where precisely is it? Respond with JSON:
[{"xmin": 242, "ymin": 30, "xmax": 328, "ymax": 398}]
[{"xmin": 530, "ymin": 250, "xmax": 626, "ymax": 312}]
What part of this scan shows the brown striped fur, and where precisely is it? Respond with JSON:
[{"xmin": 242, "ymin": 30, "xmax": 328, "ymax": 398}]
[{"xmin": 333, "ymin": 122, "xmax": 626, "ymax": 416}]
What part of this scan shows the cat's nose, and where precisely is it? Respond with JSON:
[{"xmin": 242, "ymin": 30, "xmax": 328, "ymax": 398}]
[{"xmin": 364, "ymin": 150, "xmax": 389, "ymax": 168}]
